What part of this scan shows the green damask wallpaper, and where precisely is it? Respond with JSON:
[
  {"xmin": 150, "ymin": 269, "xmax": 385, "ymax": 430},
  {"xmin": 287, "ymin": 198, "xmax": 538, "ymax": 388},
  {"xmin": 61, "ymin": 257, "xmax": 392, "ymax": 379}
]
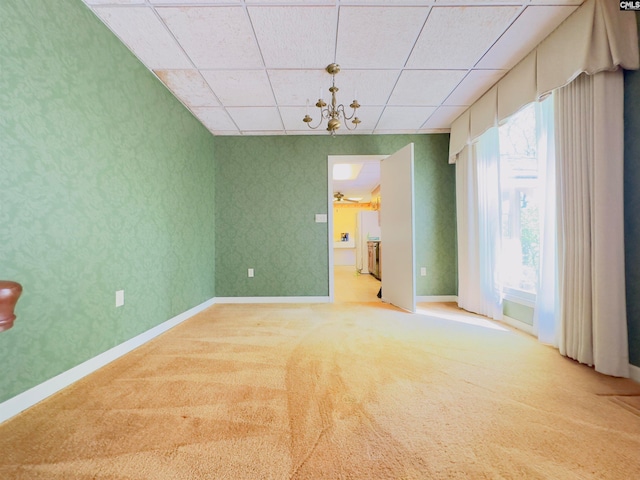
[
  {"xmin": 0, "ymin": 0, "xmax": 216, "ymax": 402},
  {"xmin": 214, "ymin": 135, "xmax": 456, "ymax": 297}
]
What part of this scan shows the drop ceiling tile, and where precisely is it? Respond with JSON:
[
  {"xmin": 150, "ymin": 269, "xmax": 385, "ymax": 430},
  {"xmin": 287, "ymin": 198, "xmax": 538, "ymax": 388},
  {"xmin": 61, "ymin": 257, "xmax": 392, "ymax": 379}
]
[
  {"xmin": 247, "ymin": 0, "xmax": 334, "ymax": 3},
  {"xmin": 443, "ymin": 69, "xmax": 506, "ymax": 106},
  {"xmin": 192, "ymin": 107, "xmax": 238, "ymax": 132},
  {"xmin": 341, "ymin": 129, "xmax": 375, "ymax": 136},
  {"xmin": 288, "ymin": 130, "xmax": 336, "ymax": 136},
  {"xmin": 85, "ymin": 0, "xmax": 144, "ymax": 4},
  {"xmin": 328, "ymin": 70, "xmax": 400, "ymax": 106},
  {"xmin": 269, "ymin": 69, "xmax": 337, "ymax": 106},
  {"xmin": 86, "ymin": 0, "xmax": 583, "ymax": 137},
  {"xmin": 530, "ymin": 0, "xmax": 582, "ymax": 4},
  {"xmin": 269, "ymin": 69, "xmax": 399, "ymax": 108},
  {"xmin": 82, "ymin": 0, "xmax": 146, "ymax": 6},
  {"xmin": 157, "ymin": 7, "xmax": 263, "ymax": 69},
  {"xmin": 155, "ymin": 70, "xmax": 220, "ymax": 107},
  {"xmin": 476, "ymin": 6, "xmax": 578, "ymax": 70},
  {"xmin": 388, "ymin": 70, "xmax": 466, "ymax": 106},
  {"xmin": 421, "ymin": 105, "xmax": 467, "ymax": 129},
  {"xmin": 227, "ymin": 107, "xmax": 284, "ymax": 131},
  {"xmin": 151, "ymin": 0, "xmax": 239, "ymax": 4},
  {"xmin": 342, "ymin": 0, "xmax": 433, "ymax": 4},
  {"xmin": 248, "ymin": 7, "xmax": 336, "ymax": 69},
  {"xmin": 372, "ymin": 129, "xmax": 415, "ymax": 135},
  {"xmin": 435, "ymin": 0, "xmax": 523, "ymax": 4},
  {"xmin": 375, "ymin": 106, "xmax": 436, "ymax": 131},
  {"xmin": 337, "ymin": 7, "xmax": 431, "ymax": 69},
  {"xmin": 245, "ymin": 131, "xmax": 291, "ymax": 136},
  {"xmin": 406, "ymin": 6, "xmax": 520, "ymax": 69},
  {"xmin": 92, "ymin": 7, "xmax": 192, "ymax": 69},
  {"xmin": 201, "ymin": 70, "xmax": 275, "ymax": 107}
]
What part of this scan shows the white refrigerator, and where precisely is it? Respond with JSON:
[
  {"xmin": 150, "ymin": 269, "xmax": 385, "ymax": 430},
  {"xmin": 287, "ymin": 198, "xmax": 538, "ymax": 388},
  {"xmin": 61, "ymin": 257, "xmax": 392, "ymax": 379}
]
[{"xmin": 355, "ymin": 211, "xmax": 381, "ymax": 274}]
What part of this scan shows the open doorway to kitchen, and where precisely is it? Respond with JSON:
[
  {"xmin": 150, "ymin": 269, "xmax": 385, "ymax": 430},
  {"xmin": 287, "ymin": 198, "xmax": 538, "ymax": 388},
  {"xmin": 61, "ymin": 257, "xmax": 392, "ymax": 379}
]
[
  {"xmin": 328, "ymin": 145, "xmax": 416, "ymax": 311},
  {"xmin": 328, "ymin": 155, "xmax": 385, "ymax": 303}
]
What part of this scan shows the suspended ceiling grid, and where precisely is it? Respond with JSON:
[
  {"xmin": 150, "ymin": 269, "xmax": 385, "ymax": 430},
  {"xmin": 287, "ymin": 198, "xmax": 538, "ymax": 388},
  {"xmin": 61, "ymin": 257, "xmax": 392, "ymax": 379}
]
[{"xmin": 82, "ymin": 0, "xmax": 583, "ymax": 136}]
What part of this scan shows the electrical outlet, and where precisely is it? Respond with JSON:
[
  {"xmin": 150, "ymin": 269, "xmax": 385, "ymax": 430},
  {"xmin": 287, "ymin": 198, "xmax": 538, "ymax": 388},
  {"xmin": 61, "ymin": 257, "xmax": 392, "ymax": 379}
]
[
  {"xmin": 115, "ymin": 290, "xmax": 124, "ymax": 307},
  {"xmin": 420, "ymin": 267, "xmax": 427, "ymax": 277},
  {"xmin": 248, "ymin": 268, "xmax": 254, "ymax": 278}
]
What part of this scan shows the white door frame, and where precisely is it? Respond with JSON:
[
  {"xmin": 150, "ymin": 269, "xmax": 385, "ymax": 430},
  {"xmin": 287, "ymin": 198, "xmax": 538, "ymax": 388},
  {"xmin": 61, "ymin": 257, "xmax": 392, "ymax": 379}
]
[{"xmin": 327, "ymin": 154, "xmax": 387, "ymax": 302}]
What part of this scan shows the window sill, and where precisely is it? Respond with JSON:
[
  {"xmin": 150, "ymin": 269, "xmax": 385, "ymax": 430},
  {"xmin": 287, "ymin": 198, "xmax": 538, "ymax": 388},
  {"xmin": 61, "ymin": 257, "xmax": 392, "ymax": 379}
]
[{"xmin": 503, "ymin": 287, "xmax": 536, "ymax": 308}]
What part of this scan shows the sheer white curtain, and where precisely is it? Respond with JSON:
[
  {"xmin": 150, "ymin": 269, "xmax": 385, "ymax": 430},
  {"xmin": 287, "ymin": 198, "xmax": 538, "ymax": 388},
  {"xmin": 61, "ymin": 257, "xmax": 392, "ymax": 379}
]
[
  {"xmin": 533, "ymin": 96, "xmax": 559, "ymax": 346},
  {"xmin": 476, "ymin": 128, "xmax": 503, "ymax": 320},
  {"xmin": 554, "ymin": 70, "xmax": 629, "ymax": 377},
  {"xmin": 456, "ymin": 128, "xmax": 503, "ymax": 320}
]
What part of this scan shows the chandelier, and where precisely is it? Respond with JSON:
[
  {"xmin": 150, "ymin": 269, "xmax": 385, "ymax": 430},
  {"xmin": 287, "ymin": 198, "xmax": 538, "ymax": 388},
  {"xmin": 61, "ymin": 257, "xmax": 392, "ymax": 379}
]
[{"xmin": 303, "ymin": 63, "xmax": 361, "ymax": 135}]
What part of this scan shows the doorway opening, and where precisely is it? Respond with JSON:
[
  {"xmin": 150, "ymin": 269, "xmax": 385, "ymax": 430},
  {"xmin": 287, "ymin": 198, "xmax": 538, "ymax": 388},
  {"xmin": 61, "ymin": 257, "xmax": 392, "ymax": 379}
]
[
  {"xmin": 328, "ymin": 144, "xmax": 416, "ymax": 312},
  {"xmin": 328, "ymin": 155, "xmax": 386, "ymax": 303}
]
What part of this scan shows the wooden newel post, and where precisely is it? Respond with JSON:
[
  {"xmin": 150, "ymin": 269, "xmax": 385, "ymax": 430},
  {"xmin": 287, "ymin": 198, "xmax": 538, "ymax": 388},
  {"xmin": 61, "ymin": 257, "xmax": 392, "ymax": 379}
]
[{"xmin": 0, "ymin": 281, "xmax": 23, "ymax": 332}]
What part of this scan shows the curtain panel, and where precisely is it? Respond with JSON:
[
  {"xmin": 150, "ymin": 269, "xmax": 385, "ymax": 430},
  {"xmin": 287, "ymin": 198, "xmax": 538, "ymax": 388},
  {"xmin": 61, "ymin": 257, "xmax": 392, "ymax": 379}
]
[
  {"xmin": 532, "ymin": 97, "xmax": 559, "ymax": 347},
  {"xmin": 455, "ymin": 146, "xmax": 480, "ymax": 315},
  {"xmin": 555, "ymin": 70, "xmax": 629, "ymax": 377},
  {"xmin": 456, "ymin": 131, "xmax": 503, "ymax": 321},
  {"xmin": 448, "ymin": 0, "xmax": 639, "ymax": 163}
]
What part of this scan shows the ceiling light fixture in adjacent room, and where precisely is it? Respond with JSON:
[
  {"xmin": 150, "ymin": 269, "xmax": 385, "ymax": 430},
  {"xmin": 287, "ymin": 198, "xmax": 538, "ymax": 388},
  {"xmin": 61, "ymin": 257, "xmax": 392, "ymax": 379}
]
[
  {"xmin": 303, "ymin": 64, "xmax": 361, "ymax": 135},
  {"xmin": 333, "ymin": 163, "xmax": 363, "ymax": 181}
]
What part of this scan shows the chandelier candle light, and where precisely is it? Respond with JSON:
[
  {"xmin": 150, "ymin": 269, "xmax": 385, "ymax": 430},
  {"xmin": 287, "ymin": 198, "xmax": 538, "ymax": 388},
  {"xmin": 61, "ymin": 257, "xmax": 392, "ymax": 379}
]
[{"xmin": 303, "ymin": 63, "xmax": 361, "ymax": 135}]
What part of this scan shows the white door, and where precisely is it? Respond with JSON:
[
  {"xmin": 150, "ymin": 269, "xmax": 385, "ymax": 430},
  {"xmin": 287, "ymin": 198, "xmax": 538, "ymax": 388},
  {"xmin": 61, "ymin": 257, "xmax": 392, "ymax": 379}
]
[{"xmin": 380, "ymin": 143, "xmax": 416, "ymax": 312}]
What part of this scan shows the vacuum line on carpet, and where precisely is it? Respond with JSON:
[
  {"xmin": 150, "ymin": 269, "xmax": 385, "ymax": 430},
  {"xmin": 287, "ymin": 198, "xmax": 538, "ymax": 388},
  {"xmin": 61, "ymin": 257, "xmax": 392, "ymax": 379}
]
[{"xmin": 288, "ymin": 425, "xmax": 330, "ymax": 480}]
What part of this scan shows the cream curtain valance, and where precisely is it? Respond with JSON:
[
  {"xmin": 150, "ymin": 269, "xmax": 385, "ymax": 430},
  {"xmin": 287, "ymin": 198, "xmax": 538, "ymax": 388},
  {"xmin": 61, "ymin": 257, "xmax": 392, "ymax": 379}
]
[{"xmin": 448, "ymin": 0, "xmax": 639, "ymax": 163}]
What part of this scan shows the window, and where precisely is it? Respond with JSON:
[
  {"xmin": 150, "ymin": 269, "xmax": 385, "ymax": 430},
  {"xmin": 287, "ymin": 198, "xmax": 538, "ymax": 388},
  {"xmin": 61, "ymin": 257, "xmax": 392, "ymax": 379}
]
[{"xmin": 498, "ymin": 103, "xmax": 540, "ymax": 296}]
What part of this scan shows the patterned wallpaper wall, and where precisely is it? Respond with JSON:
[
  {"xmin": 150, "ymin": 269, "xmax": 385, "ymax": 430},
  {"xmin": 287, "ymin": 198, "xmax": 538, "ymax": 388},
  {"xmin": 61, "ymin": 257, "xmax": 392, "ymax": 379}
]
[
  {"xmin": 214, "ymin": 134, "xmax": 456, "ymax": 297},
  {"xmin": 0, "ymin": 0, "xmax": 217, "ymax": 402},
  {"xmin": 624, "ymin": 12, "xmax": 640, "ymax": 367}
]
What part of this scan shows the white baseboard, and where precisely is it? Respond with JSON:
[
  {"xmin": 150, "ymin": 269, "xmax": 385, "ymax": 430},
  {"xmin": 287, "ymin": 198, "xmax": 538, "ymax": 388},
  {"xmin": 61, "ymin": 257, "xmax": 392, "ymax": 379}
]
[
  {"xmin": 0, "ymin": 297, "xmax": 216, "ymax": 425},
  {"xmin": 500, "ymin": 314, "xmax": 535, "ymax": 336},
  {"xmin": 217, "ymin": 296, "xmax": 454, "ymax": 305},
  {"xmin": 630, "ymin": 363, "xmax": 640, "ymax": 383},
  {"xmin": 215, "ymin": 296, "xmax": 330, "ymax": 304},
  {"xmin": 416, "ymin": 295, "xmax": 458, "ymax": 303}
]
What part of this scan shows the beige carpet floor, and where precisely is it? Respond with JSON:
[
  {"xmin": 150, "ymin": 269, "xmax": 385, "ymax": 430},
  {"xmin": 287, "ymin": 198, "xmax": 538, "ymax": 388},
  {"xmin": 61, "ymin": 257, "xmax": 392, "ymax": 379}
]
[
  {"xmin": 1, "ymin": 285, "xmax": 640, "ymax": 478},
  {"xmin": 333, "ymin": 265, "xmax": 380, "ymax": 303}
]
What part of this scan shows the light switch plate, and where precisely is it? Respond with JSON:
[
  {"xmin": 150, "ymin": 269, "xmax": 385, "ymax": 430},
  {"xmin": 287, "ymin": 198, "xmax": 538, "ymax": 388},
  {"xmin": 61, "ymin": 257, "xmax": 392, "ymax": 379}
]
[
  {"xmin": 248, "ymin": 268, "xmax": 254, "ymax": 278},
  {"xmin": 315, "ymin": 214, "xmax": 327, "ymax": 223},
  {"xmin": 115, "ymin": 290, "xmax": 124, "ymax": 307},
  {"xmin": 420, "ymin": 267, "xmax": 427, "ymax": 276}
]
